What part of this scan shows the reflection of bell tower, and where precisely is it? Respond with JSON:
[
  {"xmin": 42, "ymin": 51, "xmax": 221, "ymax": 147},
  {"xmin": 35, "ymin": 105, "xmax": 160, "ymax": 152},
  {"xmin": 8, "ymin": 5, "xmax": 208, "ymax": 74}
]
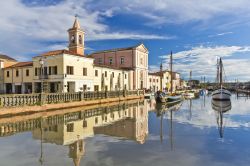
[
  {"xmin": 68, "ymin": 15, "xmax": 85, "ymax": 55},
  {"xmin": 68, "ymin": 140, "xmax": 85, "ymax": 166}
]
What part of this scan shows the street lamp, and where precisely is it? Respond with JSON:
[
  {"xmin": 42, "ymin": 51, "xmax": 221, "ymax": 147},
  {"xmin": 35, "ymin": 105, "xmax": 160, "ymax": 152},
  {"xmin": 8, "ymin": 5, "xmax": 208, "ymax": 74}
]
[{"xmin": 39, "ymin": 58, "xmax": 44, "ymax": 93}]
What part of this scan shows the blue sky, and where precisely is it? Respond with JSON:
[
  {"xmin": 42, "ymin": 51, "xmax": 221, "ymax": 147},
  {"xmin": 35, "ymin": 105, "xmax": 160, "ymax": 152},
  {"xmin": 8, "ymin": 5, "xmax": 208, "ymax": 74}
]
[{"xmin": 1, "ymin": 0, "xmax": 250, "ymax": 81}]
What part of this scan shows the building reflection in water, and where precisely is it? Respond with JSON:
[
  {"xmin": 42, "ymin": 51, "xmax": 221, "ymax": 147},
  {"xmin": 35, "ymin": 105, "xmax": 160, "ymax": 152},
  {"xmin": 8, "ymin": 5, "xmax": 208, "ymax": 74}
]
[
  {"xmin": 211, "ymin": 99, "xmax": 232, "ymax": 138},
  {"xmin": 154, "ymin": 101, "xmax": 182, "ymax": 150},
  {"xmin": 0, "ymin": 100, "xmax": 148, "ymax": 166}
]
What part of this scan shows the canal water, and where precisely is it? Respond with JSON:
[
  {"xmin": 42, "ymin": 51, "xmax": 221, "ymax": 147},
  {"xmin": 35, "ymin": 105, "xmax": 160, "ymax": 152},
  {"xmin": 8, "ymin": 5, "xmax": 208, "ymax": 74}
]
[{"xmin": 0, "ymin": 94, "xmax": 249, "ymax": 166}]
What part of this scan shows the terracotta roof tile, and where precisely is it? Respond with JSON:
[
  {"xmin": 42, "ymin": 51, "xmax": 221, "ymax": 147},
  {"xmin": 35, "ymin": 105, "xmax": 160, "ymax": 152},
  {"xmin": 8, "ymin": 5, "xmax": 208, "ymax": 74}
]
[
  {"xmin": 5, "ymin": 61, "xmax": 33, "ymax": 69},
  {"xmin": 38, "ymin": 49, "xmax": 93, "ymax": 59},
  {"xmin": 0, "ymin": 54, "xmax": 17, "ymax": 61}
]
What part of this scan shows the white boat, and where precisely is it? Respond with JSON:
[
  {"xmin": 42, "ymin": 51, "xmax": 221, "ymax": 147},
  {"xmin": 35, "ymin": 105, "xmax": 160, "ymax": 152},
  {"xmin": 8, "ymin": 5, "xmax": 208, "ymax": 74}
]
[
  {"xmin": 212, "ymin": 88, "xmax": 231, "ymax": 101},
  {"xmin": 212, "ymin": 58, "xmax": 231, "ymax": 101}
]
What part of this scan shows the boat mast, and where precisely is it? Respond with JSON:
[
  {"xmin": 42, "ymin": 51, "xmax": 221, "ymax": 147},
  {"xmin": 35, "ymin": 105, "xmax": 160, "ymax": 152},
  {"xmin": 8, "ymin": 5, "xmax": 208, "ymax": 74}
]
[
  {"xmin": 170, "ymin": 51, "xmax": 173, "ymax": 94},
  {"xmin": 160, "ymin": 61, "xmax": 163, "ymax": 91},
  {"xmin": 219, "ymin": 58, "xmax": 223, "ymax": 88}
]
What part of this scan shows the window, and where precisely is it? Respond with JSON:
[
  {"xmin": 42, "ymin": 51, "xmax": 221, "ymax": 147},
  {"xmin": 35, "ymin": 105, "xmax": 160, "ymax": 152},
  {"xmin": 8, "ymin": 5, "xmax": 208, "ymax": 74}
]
[
  {"xmin": 83, "ymin": 120, "xmax": 87, "ymax": 128},
  {"xmin": 105, "ymin": 71, "xmax": 107, "ymax": 77},
  {"xmin": 6, "ymin": 71, "xmax": 9, "ymax": 77},
  {"xmin": 44, "ymin": 67, "xmax": 48, "ymax": 75},
  {"xmin": 71, "ymin": 35, "xmax": 75, "ymax": 44},
  {"xmin": 54, "ymin": 66, "xmax": 57, "ymax": 75},
  {"xmin": 125, "ymin": 74, "xmax": 127, "ymax": 79},
  {"xmin": 66, "ymin": 66, "xmax": 74, "ymax": 75},
  {"xmin": 109, "ymin": 58, "xmax": 113, "ymax": 65},
  {"xmin": 49, "ymin": 66, "xmax": 57, "ymax": 75},
  {"xmin": 98, "ymin": 58, "xmax": 102, "ymax": 64},
  {"xmin": 120, "ymin": 57, "xmax": 124, "ymax": 64},
  {"xmin": 95, "ymin": 70, "xmax": 98, "ymax": 77},
  {"xmin": 140, "ymin": 57, "xmax": 143, "ymax": 65},
  {"xmin": 16, "ymin": 70, "xmax": 19, "ymax": 77},
  {"xmin": 94, "ymin": 85, "xmax": 99, "ymax": 91},
  {"xmin": 26, "ymin": 69, "xmax": 29, "ymax": 76},
  {"xmin": 95, "ymin": 117, "xmax": 98, "ymax": 124},
  {"xmin": 156, "ymin": 79, "xmax": 158, "ymax": 82},
  {"xmin": 83, "ymin": 68, "xmax": 87, "ymax": 76},
  {"xmin": 49, "ymin": 67, "xmax": 51, "ymax": 75},
  {"xmin": 79, "ymin": 35, "xmax": 82, "ymax": 44},
  {"xmin": 149, "ymin": 78, "xmax": 151, "ymax": 82},
  {"xmin": 35, "ymin": 68, "xmax": 38, "ymax": 76},
  {"xmin": 83, "ymin": 85, "xmax": 87, "ymax": 91},
  {"xmin": 67, "ymin": 123, "xmax": 74, "ymax": 132},
  {"xmin": 112, "ymin": 72, "xmax": 114, "ymax": 78}
]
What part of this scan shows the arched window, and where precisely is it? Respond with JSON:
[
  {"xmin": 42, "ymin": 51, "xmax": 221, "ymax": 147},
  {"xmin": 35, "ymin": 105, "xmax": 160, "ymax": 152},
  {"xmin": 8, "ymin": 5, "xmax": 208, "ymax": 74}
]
[
  {"xmin": 79, "ymin": 35, "xmax": 82, "ymax": 44},
  {"xmin": 71, "ymin": 35, "xmax": 75, "ymax": 44}
]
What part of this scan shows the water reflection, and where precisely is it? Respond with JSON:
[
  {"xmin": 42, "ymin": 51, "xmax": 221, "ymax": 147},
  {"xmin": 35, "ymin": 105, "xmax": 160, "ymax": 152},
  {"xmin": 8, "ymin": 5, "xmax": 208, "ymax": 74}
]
[
  {"xmin": 154, "ymin": 102, "xmax": 182, "ymax": 150},
  {"xmin": 0, "ymin": 100, "xmax": 148, "ymax": 166},
  {"xmin": 211, "ymin": 100, "xmax": 232, "ymax": 138},
  {"xmin": 0, "ymin": 95, "xmax": 250, "ymax": 166}
]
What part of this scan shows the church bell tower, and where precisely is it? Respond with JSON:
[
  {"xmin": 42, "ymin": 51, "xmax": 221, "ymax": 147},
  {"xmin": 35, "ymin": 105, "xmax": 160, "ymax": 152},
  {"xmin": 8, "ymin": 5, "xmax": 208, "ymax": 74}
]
[{"xmin": 68, "ymin": 15, "xmax": 85, "ymax": 55}]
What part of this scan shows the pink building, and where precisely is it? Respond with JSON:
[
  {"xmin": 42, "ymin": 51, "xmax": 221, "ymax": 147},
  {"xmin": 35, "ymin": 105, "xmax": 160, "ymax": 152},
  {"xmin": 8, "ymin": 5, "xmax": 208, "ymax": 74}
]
[{"xmin": 89, "ymin": 44, "xmax": 148, "ymax": 90}]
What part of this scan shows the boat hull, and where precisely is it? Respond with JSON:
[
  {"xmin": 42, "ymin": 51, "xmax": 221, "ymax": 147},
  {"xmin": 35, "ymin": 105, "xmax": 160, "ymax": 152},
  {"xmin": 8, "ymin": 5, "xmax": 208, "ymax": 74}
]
[
  {"xmin": 211, "ymin": 99, "xmax": 231, "ymax": 112},
  {"xmin": 212, "ymin": 89, "xmax": 231, "ymax": 100},
  {"xmin": 155, "ymin": 91, "xmax": 166, "ymax": 103},
  {"xmin": 166, "ymin": 95, "xmax": 182, "ymax": 105}
]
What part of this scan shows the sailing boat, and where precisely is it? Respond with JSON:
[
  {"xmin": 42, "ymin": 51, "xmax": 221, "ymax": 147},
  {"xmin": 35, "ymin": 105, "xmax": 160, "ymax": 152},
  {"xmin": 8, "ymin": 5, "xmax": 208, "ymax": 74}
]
[
  {"xmin": 155, "ymin": 62, "xmax": 167, "ymax": 103},
  {"xmin": 211, "ymin": 99, "xmax": 231, "ymax": 138},
  {"xmin": 166, "ymin": 51, "xmax": 182, "ymax": 105},
  {"xmin": 212, "ymin": 58, "xmax": 231, "ymax": 100}
]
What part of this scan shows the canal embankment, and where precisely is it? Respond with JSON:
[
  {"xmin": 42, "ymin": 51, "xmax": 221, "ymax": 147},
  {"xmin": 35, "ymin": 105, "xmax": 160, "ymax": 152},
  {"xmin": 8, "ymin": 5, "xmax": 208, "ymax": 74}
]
[{"xmin": 0, "ymin": 90, "xmax": 144, "ymax": 116}]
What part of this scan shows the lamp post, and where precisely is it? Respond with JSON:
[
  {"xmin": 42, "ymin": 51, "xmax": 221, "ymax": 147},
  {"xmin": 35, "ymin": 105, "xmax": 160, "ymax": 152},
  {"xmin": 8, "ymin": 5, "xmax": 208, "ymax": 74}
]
[{"xmin": 39, "ymin": 58, "xmax": 44, "ymax": 93}]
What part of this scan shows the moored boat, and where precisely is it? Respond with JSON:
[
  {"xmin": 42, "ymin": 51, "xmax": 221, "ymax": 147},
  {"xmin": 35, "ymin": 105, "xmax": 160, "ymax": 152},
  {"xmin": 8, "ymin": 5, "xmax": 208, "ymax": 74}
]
[
  {"xmin": 155, "ymin": 91, "xmax": 167, "ymax": 103},
  {"xmin": 165, "ymin": 51, "xmax": 183, "ymax": 104},
  {"xmin": 212, "ymin": 58, "xmax": 231, "ymax": 101}
]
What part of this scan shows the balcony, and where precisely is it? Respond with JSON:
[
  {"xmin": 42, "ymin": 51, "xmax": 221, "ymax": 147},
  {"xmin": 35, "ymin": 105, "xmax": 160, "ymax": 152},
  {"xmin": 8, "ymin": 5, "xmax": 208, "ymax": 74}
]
[{"xmin": 39, "ymin": 74, "xmax": 49, "ymax": 79}]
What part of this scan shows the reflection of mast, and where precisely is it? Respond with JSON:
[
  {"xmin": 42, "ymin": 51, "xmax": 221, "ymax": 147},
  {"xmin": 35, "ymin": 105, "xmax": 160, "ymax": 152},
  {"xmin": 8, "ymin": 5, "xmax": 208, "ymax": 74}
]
[
  {"xmin": 203, "ymin": 94, "xmax": 206, "ymax": 107},
  {"xmin": 169, "ymin": 110, "xmax": 174, "ymax": 151},
  {"xmin": 189, "ymin": 99, "xmax": 192, "ymax": 120},
  {"xmin": 217, "ymin": 111, "xmax": 224, "ymax": 138},
  {"xmin": 160, "ymin": 113, "xmax": 163, "ymax": 143},
  {"xmin": 212, "ymin": 100, "xmax": 231, "ymax": 138}
]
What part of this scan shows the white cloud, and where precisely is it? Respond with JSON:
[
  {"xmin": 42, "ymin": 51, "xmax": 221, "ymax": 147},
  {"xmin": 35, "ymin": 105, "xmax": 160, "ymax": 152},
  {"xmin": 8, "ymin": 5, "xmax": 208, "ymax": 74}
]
[
  {"xmin": 151, "ymin": 45, "xmax": 250, "ymax": 81},
  {"xmin": 208, "ymin": 32, "xmax": 233, "ymax": 38},
  {"xmin": 86, "ymin": 0, "xmax": 250, "ymax": 25},
  {"xmin": 0, "ymin": 0, "xmax": 169, "ymax": 59}
]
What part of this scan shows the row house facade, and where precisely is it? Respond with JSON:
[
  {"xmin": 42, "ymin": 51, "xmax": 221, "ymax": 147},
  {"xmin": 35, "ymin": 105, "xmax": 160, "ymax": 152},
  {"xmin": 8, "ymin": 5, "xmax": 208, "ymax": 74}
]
[{"xmin": 147, "ymin": 70, "xmax": 181, "ymax": 92}]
